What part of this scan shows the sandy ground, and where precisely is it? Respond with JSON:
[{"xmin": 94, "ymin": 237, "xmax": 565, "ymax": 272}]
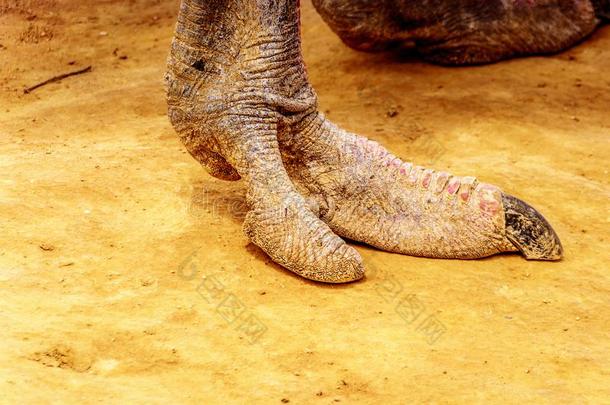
[{"xmin": 1, "ymin": 1, "xmax": 609, "ymax": 403}]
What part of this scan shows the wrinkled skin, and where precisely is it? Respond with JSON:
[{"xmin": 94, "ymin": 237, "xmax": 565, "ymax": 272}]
[{"xmin": 165, "ymin": 0, "xmax": 607, "ymax": 283}]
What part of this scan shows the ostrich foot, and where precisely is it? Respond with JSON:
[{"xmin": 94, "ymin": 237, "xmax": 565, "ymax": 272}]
[{"xmin": 166, "ymin": 0, "xmax": 562, "ymax": 283}]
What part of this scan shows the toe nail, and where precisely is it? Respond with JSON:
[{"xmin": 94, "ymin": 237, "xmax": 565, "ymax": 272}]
[{"xmin": 502, "ymin": 193, "xmax": 563, "ymax": 261}]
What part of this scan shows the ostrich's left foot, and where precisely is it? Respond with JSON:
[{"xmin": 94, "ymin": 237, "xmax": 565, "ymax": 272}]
[
  {"xmin": 280, "ymin": 112, "xmax": 563, "ymax": 260},
  {"xmin": 313, "ymin": 0, "xmax": 601, "ymax": 65}
]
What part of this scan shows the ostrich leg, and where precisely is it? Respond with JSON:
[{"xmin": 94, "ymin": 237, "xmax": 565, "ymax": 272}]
[
  {"xmin": 166, "ymin": 0, "xmax": 562, "ymax": 283},
  {"xmin": 166, "ymin": 0, "xmax": 364, "ymax": 282}
]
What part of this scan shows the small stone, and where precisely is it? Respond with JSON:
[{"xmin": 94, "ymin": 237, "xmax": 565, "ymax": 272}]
[
  {"xmin": 39, "ymin": 243, "xmax": 55, "ymax": 251},
  {"xmin": 141, "ymin": 278, "xmax": 155, "ymax": 287}
]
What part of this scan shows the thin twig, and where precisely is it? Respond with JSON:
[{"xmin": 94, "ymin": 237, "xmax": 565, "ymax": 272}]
[{"xmin": 23, "ymin": 65, "xmax": 92, "ymax": 94}]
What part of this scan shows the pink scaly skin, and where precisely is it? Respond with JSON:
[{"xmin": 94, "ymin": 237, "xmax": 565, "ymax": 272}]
[{"xmin": 167, "ymin": 0, "xmax": 565, "ymax": 283}]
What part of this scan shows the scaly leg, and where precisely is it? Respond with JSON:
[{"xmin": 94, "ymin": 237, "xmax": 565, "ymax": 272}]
[{"xmin": 167, "ymin": 0, "xmax": 364, "ymax": 282}]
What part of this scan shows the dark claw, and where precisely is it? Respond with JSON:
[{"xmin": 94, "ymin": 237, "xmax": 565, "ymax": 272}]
[
  {"xmin": 502, "ymin": 194, "xmax": 563, "ymax": 261},
  {"xmin": 592, "ymin": 0, "xmax": 610, "ymax": 20}
]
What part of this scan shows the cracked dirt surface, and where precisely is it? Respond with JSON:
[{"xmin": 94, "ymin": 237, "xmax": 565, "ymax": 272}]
[{"xmin": 1, "ymin": 1, "xmax": 609, "ymax": 403}]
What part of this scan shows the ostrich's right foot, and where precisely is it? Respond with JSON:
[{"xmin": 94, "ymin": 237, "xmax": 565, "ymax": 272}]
[{"xmin": 166, "ymin": 0, "xmax": 562, "ymax": 284}]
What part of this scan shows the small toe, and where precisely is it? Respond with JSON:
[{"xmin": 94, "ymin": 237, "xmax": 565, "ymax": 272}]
[{"xmin": 243, "ymin": 193, "xmax": 365, "ymax": 283}]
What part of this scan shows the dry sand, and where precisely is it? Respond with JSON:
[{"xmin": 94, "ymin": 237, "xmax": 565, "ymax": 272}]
[{"xmin": 1, "ymin": 1, "xmax": 609, "ymax": 403}]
